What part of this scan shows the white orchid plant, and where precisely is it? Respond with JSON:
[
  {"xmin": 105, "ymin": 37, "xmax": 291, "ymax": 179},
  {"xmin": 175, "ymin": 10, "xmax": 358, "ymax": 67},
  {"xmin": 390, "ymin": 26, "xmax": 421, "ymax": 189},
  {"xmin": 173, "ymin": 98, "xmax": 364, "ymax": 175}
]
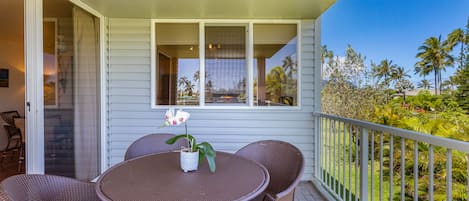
[{"xmin": 163, "ymin": 108, "xmax": 216, "ymax": 172}]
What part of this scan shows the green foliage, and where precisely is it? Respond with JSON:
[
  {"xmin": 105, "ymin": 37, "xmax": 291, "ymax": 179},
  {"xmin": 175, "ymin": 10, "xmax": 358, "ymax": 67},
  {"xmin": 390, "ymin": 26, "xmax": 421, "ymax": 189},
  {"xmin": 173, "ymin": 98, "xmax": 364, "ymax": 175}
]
[
  {"xmin": 265, "ymin": 64, "xmax": 297, "ymax": 105},
  {"xmin": 266, "ymin": 66, "xmax": 287, "ymax": 102},
  {"xmin": 322, "ymin": 20, "xmax": 469, "ymax": 199},
  {"xmin": 448, "ymin": 18, "xmax": 469, "ymax": 114},
  {"xmin": 452, "ymin": 52, "xmax": 469, "ymax": 113}
]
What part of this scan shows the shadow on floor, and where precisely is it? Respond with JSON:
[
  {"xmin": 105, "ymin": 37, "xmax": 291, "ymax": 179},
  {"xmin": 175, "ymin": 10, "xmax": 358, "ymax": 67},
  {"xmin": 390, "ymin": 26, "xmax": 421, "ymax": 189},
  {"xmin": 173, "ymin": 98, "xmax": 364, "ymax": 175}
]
[{"xmin": 295, "ymin": 181, "xmax": 328, "ymax": 201}]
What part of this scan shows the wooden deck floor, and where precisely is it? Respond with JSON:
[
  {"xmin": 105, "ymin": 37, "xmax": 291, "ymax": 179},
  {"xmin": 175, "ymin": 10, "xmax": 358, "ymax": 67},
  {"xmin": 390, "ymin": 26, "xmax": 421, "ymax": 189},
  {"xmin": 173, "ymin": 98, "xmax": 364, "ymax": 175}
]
[
  {"xmin": 0, "ymin": 151, "xmax": 24, "ymax": 181},
  {"xmin": 295, "ymin": 182, "xmax": 328, "ymax": 201}
]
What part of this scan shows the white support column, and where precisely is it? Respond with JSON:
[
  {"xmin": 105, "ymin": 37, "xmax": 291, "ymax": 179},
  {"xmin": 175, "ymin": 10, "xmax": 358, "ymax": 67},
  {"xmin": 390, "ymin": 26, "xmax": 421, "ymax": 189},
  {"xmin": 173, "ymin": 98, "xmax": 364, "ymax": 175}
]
[
  {"xmin": 313, "ymin": 19, "xmax": 322, "ymax": 112},
  {"xmin": 199, "ymin": 22, "xmax": 205, "ymax": 107},
  {"xmin": 24, "ymin": 0, "xmax": 45, "ymax": 174},
  {"xmin": 247, "ymin": 22, "xmax": 254, "ymax": 107}
]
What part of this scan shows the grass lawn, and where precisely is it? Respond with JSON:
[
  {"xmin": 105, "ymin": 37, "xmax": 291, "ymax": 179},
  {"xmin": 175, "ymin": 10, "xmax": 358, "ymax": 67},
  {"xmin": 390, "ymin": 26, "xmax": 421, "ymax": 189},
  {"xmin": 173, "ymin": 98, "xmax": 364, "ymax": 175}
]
[{"xmin": 320, "ymin": 121, "xmax": 401, "ymax": 201}]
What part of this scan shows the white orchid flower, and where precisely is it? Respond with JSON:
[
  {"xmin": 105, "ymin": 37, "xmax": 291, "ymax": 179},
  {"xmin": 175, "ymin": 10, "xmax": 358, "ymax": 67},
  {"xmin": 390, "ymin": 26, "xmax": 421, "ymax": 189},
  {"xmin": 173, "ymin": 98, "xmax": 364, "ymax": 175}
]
[
  {"xmin": 163, "ymin": 108, "xmax": 190, "ymax": 126},
  {"xmin": 164, "ymin": 108, "xmax": 175, "ymax": 126},
  {"xmin": 174, "ymin": 109, "xmax": 190, "ymax": 125}
]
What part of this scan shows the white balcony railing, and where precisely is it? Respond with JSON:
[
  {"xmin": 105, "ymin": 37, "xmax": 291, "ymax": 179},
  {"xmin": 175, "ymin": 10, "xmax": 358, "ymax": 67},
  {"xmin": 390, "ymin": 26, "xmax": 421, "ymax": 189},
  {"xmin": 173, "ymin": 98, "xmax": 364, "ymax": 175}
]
[{"xmin": 314, "ymin": 113, "xmax": 469, "ymax": 201}]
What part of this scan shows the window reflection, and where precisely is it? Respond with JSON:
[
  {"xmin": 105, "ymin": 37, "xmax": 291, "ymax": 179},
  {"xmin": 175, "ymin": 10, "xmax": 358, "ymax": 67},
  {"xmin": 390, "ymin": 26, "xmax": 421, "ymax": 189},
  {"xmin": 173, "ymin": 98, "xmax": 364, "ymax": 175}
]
[
  {"xmin": 43, "ymin": 19, "xmax": 57, "ymax": 107},
  {"xmin": 156, "ymin": 23, "xmax": 200, "ymax": 105},
  {"xmin": 253, "ymin": 24, "xmax": 298, "ymax": 106},
  {"xmin": 205, "ymin": 26, "xmax": 247, "ymax": 105}
]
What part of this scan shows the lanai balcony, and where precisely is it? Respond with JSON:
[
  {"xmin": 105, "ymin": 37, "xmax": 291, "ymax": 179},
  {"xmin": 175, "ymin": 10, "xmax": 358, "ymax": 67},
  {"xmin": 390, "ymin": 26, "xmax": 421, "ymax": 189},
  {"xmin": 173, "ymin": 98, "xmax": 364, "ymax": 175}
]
[
  {"xmin": 313, "ymin": 113, "xmax": 469, "ymax": 201},
  {"xmin": 1, "ymin": 0, "xmax": 468, "ymax": 201}
]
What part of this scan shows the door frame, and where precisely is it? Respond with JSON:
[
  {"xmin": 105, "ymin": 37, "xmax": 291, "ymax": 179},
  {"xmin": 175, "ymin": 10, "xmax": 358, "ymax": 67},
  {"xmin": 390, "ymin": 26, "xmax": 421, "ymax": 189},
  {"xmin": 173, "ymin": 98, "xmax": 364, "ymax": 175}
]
[{"xmin": 24, "ymin": 0, "xmax": 107, "ymax": 176}]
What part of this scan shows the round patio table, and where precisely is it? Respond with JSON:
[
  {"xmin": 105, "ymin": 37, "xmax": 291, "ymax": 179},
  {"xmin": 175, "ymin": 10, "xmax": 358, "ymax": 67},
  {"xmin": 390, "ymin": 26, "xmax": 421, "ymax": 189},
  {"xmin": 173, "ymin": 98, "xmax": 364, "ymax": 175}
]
[{"xmin": 96, "ymin": 151, "xmax": 270, "ymax": 201}]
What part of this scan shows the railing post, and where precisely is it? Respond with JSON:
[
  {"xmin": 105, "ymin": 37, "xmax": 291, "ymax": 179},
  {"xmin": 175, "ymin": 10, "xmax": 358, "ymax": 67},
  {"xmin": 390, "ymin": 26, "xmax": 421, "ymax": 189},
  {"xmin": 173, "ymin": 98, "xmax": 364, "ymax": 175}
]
[
  {"xmin": 314, "ymin": 114, "xmax": 321, "ymax": 180},
  {"xmin": 360, "ymin": 128, "xmax": 369, "ymax": 201},
  {"xmin": 446, "ymin": 149, "xmax": 452, "ymax": 201}
]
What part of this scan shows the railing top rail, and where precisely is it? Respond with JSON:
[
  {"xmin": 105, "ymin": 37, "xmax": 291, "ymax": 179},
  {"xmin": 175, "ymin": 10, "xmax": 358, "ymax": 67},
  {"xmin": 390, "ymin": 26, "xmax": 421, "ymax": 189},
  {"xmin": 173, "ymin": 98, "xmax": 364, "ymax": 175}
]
[{"xmin": 314, "ymin": 112, "xmax": 469, "ymax": 153}]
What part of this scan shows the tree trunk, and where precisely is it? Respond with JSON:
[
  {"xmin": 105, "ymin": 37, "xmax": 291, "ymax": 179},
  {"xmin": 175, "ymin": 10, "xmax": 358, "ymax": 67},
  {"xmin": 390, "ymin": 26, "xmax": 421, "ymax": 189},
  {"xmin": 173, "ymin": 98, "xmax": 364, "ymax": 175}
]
[
  {"xmin": 438, "ymin": 69, "xmax": 441, "ymax": 95},
  {"xmin": 434, "ymin": 69, "xmax": 438, "ymax": 95}
]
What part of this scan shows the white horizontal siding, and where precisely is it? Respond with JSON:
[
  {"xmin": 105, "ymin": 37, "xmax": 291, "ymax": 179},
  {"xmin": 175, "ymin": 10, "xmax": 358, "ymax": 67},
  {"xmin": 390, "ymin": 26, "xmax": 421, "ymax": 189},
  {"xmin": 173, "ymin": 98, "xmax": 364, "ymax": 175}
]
[{"xmin": 106, "ymin": 18, "xmax": 319, "ymax": 180}]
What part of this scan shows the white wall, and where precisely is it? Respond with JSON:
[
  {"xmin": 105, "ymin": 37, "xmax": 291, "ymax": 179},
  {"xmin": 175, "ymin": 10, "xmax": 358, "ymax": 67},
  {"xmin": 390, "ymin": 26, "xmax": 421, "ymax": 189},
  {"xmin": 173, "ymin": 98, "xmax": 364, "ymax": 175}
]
[
  {"xmin": 0, "ymin": 0, "xmax": 25, "ymax": 116},
  {"xmin": 106, "ymin": 18, "xmax": 319, "ymax": 180}
]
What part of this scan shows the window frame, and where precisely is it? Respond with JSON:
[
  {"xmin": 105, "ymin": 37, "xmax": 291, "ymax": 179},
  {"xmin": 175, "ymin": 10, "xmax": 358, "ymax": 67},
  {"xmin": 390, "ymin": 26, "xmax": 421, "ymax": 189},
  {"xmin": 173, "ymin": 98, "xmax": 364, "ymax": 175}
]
[{"xmin": 151, "ymin": 19, "xmax": 301, "ymax": 110}]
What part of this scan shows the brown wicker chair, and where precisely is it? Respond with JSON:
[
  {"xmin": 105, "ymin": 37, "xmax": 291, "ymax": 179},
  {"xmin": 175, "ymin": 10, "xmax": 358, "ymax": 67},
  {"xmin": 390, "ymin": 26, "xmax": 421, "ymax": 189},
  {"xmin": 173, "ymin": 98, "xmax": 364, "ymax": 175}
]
[
  {"xmin": 124, "ymin": 133, "xmax": 186, "ymax": 160},
  {"xmin": 0, "ymin": 174, "xmax": 100, "ymax": 201},
  {"xmin": 0, "ymin": 187, "xmax": 11, "ymax": 201},
  {"xmin": 235, "ymin": 140, "xmax": 304, "ymax": 201}
]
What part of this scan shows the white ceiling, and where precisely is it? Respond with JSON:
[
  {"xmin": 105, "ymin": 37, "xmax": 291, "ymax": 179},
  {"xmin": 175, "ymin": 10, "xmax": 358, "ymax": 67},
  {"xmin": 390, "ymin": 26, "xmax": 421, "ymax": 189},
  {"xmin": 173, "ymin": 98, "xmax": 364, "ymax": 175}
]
[{"xmin": 79, "ymin": 0, "xmax": 335, "ymax": 19}]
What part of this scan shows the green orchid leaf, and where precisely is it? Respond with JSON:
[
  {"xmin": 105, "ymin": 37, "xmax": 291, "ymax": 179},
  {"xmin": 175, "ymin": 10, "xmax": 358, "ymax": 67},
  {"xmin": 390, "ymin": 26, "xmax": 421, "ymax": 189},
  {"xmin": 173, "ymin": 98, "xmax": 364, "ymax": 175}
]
[
  {"xmin": 205, "ymin": 154, "xmax": 216, "ymax": 173},
  {"xmin": 166, "ymin": 134, "xmax": 188, "ymax": 144},
  {"xmin": 166, "ymin": 134, "xmax": 195, "ymax": 149},
  {"xmin": 197, "ymin": 149, "xmax": 204, "ymax": 163},
  {"xmin": 198, "ymin": 142, "xmax": 216, "ymax": 157},
  {"xmin": 196, "ymin": 142, "xmax": 216, "ymax": 173}
]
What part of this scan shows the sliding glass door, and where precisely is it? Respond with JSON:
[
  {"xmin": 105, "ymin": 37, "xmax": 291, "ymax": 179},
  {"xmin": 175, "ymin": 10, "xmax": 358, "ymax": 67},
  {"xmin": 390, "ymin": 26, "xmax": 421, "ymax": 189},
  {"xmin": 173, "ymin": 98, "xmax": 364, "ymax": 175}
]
[{"xmin": 42, "ymin": 0, "xmax": 100, "ymax": 180}]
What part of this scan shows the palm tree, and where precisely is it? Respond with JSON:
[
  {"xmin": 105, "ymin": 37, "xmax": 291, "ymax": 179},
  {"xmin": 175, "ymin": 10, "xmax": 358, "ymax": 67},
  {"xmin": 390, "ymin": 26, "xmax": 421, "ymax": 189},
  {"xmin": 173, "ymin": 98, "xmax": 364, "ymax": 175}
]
[
  {"xmin": 321, "ymin": 45, "xmax": 334, "ymax": 66},
  {"xmin": 447, "ymin": 28, "xmax": 466, "ymax": 69},
  {"xmin": 178, "ymin": 76, "xmax": 194, "ymax": 96},
  {"xmin": 193, "ymin": 70, "xmax": 200, "ymax": 83},
  {"xmin": 282, "ymin": 56, "xmax": 297, "ymax": 78},
  {"xmin": 391, "ymin": 66, "xmax": 410, "ymax": 83},
  {"xmin": 415, "ymin": 36, "xmax": 454, "ymax": 95},
  {"xmin": 417, "ymin": 79, "xmax": 432, "ymax": 90},
  {"xmin": 266, "ymin": 66, "xmax": 286, "ymax": 101},
  {"xmin": 372, "ymin": 59, "xmax": 396, "ymax": 86},
  {"xmin": 395, "ymin": 78, "xmax": 414, "ymax": 102},
  {"xmin": 441, "ymin": 76, "xmax": 460, "ymax": 91}
]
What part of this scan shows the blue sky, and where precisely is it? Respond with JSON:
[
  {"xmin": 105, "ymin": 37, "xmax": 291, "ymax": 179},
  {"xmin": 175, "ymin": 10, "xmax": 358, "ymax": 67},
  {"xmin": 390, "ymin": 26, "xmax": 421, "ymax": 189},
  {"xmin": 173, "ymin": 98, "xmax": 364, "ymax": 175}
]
[{"xmin": 321, "ymin": 0, "xmax": 469, "ymax": 84}]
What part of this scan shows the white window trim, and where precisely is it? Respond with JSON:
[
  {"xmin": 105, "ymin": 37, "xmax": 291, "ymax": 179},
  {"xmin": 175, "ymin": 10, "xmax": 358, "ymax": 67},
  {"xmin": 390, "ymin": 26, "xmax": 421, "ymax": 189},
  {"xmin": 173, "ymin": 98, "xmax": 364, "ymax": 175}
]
[{"xmin": 150, "ymin": 19, "xmax": 302, "ymax": 110}]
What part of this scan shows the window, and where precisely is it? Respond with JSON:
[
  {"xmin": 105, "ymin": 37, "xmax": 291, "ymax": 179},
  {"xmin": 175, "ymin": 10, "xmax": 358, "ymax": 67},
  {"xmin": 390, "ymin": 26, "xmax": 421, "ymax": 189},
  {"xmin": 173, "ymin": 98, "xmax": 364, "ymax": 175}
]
[
  {"xmin": 155, "ymin": 23, "xmax": 200, "ymax": 105},
  {"xmin": 152, "ymin": 21, "xmax": 299, "ymax": 108},
  {"xmin": 253, "ymin": 24, "xmax": 298, "ymax": 106},
  {"xmin": 205, "ymin": 26, "xmax": 247, "ymax": 105}
]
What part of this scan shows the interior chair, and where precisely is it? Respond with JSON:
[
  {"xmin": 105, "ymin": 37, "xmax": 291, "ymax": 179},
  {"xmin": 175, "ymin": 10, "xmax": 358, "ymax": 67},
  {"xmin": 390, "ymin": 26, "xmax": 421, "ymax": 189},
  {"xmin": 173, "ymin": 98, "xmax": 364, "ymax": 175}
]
[
  {"xmin": 0, "ymin": 125, "xmax": 23, "ymax": 171},
  {"xmin": 124, "ymin": 133, "xmax": 186, "ymax": 160},
  {"xmin": 235, "ymin": 140, "xmax": 304, "ymax": 201},
  {"xmin": 0, "ymin": 111, "xmax": 24, "ymax": 172},
  {"xmin": 0, "ymin": 174, "xmax": 100, "ymax": 201},
  {"xmin": 0, "ymin": 111, "xmax": 20, "ymax": 127}
]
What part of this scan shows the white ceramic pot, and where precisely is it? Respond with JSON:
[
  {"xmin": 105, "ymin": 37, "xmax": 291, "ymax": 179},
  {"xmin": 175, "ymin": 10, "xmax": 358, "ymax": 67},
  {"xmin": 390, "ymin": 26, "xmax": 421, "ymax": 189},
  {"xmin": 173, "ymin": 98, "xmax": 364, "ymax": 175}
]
[{"xmin": 180, "ymin": 150, "xmax": 199, "ymax": 172}]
